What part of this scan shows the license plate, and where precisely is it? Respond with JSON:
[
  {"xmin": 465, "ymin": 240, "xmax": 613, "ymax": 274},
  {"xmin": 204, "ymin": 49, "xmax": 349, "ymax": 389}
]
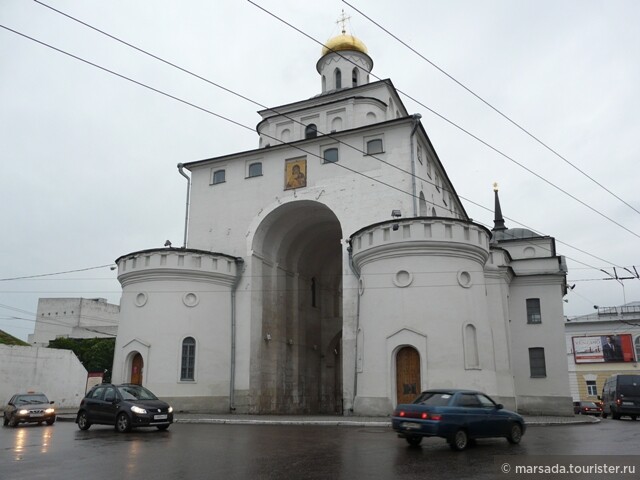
[
  {"xmin": 401, "ymin": 422, "xmax": 421, "ymax": 429},
  {"xmin": 622, "ymin": 402, "xmax": 634, "ymax": 406},
  {"xmin": 154, "ymin": 414, "xmax": 168, "ymax": 420},
  {"xmin": 29, "ymin": 413, "xmax": 42, "ymax": 417}
]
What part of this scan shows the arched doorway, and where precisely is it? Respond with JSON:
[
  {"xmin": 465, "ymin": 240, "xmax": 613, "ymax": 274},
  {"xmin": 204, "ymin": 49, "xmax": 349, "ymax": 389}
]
[
  {"xmin": 396, "ymin": 346, "xmax": 421, "ymax": 405},
  {"xmin": 251, "ymin": 201, "xmax": 343, "ymax": 414},
  {"xmin": 130, "ymin": 353, "xmax": 143, "ymax": 385}
]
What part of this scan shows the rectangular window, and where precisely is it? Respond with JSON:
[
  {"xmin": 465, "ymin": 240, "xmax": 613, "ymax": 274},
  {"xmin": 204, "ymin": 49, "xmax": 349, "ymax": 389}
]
[
  {"xmin": 366, "ymin": 138, "xmax": 383, "ymax": 155},
  {"xmin": 417, "ymin": 144, "xmax": 423, "ymax": 164},
  {"xmin": 586, "ymin": 380, "xmax": 597, "ymax": 396},
  {"xmin": 247, "ymin": 162, "xmax": 262, "ymax": 178},
  {"xmin": 526, "ymin": 298, "xmax": 542, "ymax": 324},
  {"xmin": 323, "ymin": 147, "xmax": 339, "ymax": 163},
  {"xmin": 212, "ymin": 169, "xmax": 226, "ymax": 185},
  {"xmin": 529, "ymin": 347, "xmax": 546, "ymax": 377},
  {"xmin": 435, "ymin": 172, "xmax": 440, "ymax": 192}
]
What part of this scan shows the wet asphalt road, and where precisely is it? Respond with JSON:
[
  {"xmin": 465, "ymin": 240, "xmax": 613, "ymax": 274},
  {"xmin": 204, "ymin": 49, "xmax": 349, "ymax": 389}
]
[{"xmin": 1, "ymin": 419, "xmax": 639, "ymax": 480}]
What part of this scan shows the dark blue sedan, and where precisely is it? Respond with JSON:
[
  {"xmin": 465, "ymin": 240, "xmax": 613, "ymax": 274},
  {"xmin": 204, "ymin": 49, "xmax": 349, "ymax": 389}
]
[{"xmin": 391, "ymin": 389, "xmax": 526, "ymax": 450}]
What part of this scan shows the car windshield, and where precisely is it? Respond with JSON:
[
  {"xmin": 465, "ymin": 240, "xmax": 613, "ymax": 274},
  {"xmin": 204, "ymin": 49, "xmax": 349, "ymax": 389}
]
[
  {"xmin": 117, "ymin": 385, "xmax": 158, "ymax": 401},
  {"xmin": 413, "ymin": 392, "xmax": 453, "ymax": 406},
  {"xmin": 582, "ymin": 402, "xmax": 598, "ymax": 407},
  {"xmin": 15, "ymin": 394, "xmax": 48, "ymax": 405}
]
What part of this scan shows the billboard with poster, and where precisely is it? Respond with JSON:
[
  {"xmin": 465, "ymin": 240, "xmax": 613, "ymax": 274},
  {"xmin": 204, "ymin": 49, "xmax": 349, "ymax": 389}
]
[{"xmin": 572, "ymin": 334, "xmax": 635, "ymax": 363}]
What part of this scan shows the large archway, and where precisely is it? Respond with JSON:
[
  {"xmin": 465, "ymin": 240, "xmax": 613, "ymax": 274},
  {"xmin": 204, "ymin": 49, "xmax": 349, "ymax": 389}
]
[{"xmin": 251, "ymin": 201, "xmax": 343, "ymax": 414}]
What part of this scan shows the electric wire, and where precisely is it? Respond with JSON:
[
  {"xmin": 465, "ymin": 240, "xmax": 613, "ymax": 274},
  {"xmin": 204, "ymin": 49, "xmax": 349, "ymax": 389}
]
[
  {"xmin": 19, "ymin": 4, "xmax": 628, "ymax": 271},
  {"xmin": 342, "ymin": 0, "xmax": 640, "ymax": 218},
  {"xmin": 246, "ymin": 0, "xmax": 640, "ymax": 241},
  {"xmin": 0, "ymin": 22, "xmax": 624, "ymax": 273}
]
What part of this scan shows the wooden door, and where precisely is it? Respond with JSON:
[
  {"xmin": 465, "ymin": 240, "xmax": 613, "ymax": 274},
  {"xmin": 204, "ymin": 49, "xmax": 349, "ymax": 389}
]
[
  {"xmin": 131, "ymin": 353, "xmax": 143, "ymax": 385},
  {"xmin": 396, "ymin": 347, "xmax": 421, "ymax": 405}
]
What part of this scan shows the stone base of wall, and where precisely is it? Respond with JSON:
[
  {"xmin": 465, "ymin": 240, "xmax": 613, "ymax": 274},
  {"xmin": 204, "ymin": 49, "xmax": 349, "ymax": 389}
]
[
  {"xmin": 353, "ymin": 396, "xmax": 393, "ymax": 416},
  {"xmin": 162, "ymin": 396, "xmax": 230, "ymax": 413},
  {"xmin": 493, "ymin": 396, "xmax": 517, "ymax": 412},
  {"xmin": 516, "ymin": 395, "xmax": 574, "ymax": 416}
]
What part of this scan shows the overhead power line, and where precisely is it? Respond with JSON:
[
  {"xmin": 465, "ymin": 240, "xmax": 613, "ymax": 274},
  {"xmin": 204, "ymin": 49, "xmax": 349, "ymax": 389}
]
[
  {"xmin": 25, "ymin": 2, "xmax": 629, "ymax": 270},
  {"xmin": 246, "ymin": 0, "xmax": 640, "ymax": 241},
  {"xmin": 0, "ymin": 21, "xmax": 622, "ymax": 271},
  {"xmin": 0, "ymin": 264, "xmax": 116, "ymax": 281},
  {"xmin": 342, "ymin": 0, "xmax": 640, "ymax": 218}
]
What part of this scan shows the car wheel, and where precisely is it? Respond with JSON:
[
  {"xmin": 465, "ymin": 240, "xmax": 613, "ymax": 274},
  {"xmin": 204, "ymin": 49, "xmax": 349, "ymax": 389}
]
[
  {"xmin": 77, "ymin": 411, "xmax": 91, "ymax": 431},
  {"xmin": 631, "ymin": 416, "xmax": 637, "ymax": 421},
  {"xmin": 46, "ymin": 417, "xmax": 56, "ymax": 426},
  {"xmin": 8, "ymin": 416, "xmax": 18, "ymax": 428},
  {"xmin": 115, "ymin": 413, "xmax": 132, "ymax": 433},
  {"xmin": 612, "ymin": 411, "xmax": 621, "ymax": 420},
  {"xmin": 3, "ymin": 415, "xmax": 8, "ymax": 426},
  {"xmin": 602, "ymin": 412, "xmax": 608, "ymax": 419},
  {"xmin": 507, "ymin": 423, "xmax": 523, "ymax": 444},
  {"xmin": 450, "ymin": 429, "xmax": 469, "ymax": 451},
  {"xmin": 405, "ymin": 435, "xmax": 422, "ymax": 446},
  {"xmin": 156, "ymin": 425, "xmax": 170, "ymax": 431}
]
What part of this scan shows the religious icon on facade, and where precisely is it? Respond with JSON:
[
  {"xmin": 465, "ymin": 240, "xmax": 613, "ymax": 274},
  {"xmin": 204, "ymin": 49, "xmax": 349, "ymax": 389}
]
[{"xmin": 285, "ymin": 158, "xmax": 307, "ymax": 189}]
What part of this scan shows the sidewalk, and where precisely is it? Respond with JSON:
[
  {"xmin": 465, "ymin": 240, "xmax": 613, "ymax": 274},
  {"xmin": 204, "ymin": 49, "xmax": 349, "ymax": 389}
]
[{"xmin": 54, "ymin": 408, "xmax": 599, "ymax": 426}]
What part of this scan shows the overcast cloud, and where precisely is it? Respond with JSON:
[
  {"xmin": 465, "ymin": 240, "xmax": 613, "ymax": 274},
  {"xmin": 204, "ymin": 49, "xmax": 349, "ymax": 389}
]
[{"xmin": 1, "ymin": 0, "xmax": 639, "ymax": 341}]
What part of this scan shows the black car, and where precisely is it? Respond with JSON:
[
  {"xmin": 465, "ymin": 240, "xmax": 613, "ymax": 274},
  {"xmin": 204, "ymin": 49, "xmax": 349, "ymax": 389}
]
[
  {"xmin": 3, "ymin": 392, "xmax": 56, "ymax": 427},
  {"xmin": 391, "ymin": 389, "xmax": 526, "ymax": 450},
  {"xmin": 76, "ymin": 383, "xmax": 173, "ymax": 433}
]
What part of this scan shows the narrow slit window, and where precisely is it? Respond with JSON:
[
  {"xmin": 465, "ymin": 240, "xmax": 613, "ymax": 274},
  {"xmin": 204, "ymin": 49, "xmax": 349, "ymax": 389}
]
[{"xmin": 181, "ymin": 337, "xmax": 196, "ymax": 381}]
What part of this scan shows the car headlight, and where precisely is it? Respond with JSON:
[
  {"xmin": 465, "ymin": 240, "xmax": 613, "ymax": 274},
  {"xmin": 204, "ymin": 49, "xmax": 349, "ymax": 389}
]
[
  {"xmin": 18, "ymin": 409, "xmax": 29, "ymax": 415},
  {"xmin": 45, "ymin": 408, "xmax": 55, "ymax": 414},
  {"xmin": 131, "ymin": 406, "xmax": 147, "ymax": 414},
  {"xmin": 168, "ymin": 406, "xmax": 173, "ymax": 413}
]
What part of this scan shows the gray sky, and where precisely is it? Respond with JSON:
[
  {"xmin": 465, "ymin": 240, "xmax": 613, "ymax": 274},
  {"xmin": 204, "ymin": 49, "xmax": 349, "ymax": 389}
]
[{"xmin": 1, "ymin": 0, "xmax": 639, "ymax": 341}]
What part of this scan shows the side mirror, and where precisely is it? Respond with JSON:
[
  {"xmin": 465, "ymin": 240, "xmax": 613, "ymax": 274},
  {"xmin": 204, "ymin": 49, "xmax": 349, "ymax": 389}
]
[
  {"xmin": 597, "ymin": 396, "xmax": 601, "ymax": 400},
  {"xmin": 495, "ymin": 403, "xmax": 504, "ymax": 410},
  {"xmin": 50, "ymin": 401, "xmax": 55, "ymax": 405}
]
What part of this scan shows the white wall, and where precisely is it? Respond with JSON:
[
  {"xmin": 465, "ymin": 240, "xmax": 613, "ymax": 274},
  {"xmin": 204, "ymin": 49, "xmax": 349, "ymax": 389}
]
[{"xmin": 0, "ymin": 345, "xmax": 87, "ymax": 408}]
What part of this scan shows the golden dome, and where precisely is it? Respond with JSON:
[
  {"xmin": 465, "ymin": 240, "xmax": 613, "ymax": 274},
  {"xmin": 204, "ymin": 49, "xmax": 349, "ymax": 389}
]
[{"xmin": 321, "ymin": 34, "xmax": 368, "ymax": 56}]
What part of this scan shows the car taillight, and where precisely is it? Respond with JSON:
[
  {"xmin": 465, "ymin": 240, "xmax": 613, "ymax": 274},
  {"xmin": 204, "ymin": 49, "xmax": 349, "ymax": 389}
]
[
  {"xmin": 585, "ymin": 407, "xmax": 590, "ymax": 411},
  {"xmin": 421, "ymin": 412, "xmax": 428, "ymax": 419},
  {"xmin": 399, "ymin": 411, "xmax": 406, "ymax": 417},
  {"xmin": 616, "ymin": 398, "xmax": 622, "ymax": 406},
  {"xmin": 430, "ymin": 414, "xmax": 442, "ymax": 421}
]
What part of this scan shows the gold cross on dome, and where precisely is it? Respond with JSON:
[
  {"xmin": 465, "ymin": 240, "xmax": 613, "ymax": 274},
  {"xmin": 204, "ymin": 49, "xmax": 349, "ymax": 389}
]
[{"xmin": 337, "ymin": 9, "xmax": 350, "ymax": 35}]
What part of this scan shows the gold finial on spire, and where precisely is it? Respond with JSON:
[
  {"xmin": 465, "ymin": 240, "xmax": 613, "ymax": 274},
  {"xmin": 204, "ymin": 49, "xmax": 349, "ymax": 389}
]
[
  {"xmin": 337, "ymin": 9, "xmax": 350, "ymax": 35},
  {"xmin": 493, "ymin": 182, "xmax": 499, "ymax": 192}
]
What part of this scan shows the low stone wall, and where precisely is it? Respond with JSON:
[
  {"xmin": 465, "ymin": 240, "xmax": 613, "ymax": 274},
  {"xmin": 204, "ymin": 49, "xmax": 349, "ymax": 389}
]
[{"xmin": 0, "ymin": 345, "xmax": 87, "ymax": 408}]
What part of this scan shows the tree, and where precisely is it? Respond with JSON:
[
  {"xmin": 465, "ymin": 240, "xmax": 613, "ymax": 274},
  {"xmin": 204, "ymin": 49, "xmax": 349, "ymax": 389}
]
[{"xmin": 48, "ymin": 337, "xmax": 115, "ymax": 382}]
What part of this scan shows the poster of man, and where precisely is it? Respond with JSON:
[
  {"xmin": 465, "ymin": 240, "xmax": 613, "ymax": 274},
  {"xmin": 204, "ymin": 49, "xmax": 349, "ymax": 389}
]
[
  {"xmin": 285, "ymin": 158, "xmax": 307, "ymax": 189},
  {"xmin": 602, "ymin": 335, "xmax": 624, "ymax": 362},
  {"xmin": 572, "ymin": 334, "xmax": 635, "ymax": 363}
]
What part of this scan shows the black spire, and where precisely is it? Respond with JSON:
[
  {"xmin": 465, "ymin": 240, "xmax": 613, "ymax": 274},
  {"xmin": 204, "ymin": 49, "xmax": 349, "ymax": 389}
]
[{"xmin": 492, "ymin": 183, "xmax": 506, "ymax": 231}]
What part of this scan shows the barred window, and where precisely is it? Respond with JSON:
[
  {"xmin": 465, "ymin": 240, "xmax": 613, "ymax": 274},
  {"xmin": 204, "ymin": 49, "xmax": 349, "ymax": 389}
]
[
  {"xmin": 526, "ymin": 298, "xmax": 542, "ymax": 324},
  {"xmin": 181, "ymin": 337, "xmax": 196, "ymax": 381},
  {"xmin": 529, "ymin": 347, "xmax": 546, "ymax": 378}
]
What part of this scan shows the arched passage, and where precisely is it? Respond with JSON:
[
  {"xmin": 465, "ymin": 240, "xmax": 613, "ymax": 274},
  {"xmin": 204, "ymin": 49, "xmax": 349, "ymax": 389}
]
[{"xmin": 251, "ymin": 200, "xmax": 343, "ymax": 414}]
